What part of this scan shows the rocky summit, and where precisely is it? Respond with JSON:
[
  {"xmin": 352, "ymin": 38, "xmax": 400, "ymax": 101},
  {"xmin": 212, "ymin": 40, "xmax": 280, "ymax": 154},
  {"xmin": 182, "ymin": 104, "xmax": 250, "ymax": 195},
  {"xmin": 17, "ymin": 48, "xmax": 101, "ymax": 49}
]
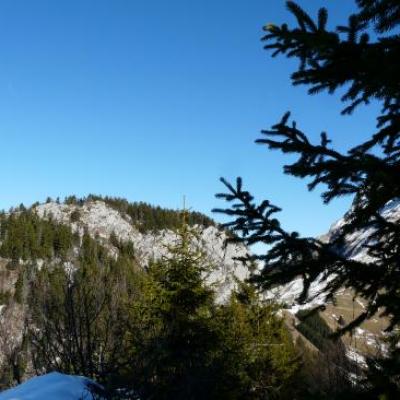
[{"xmin": 34, "ymin": 199, "xmax": 249, "ymax": 301}]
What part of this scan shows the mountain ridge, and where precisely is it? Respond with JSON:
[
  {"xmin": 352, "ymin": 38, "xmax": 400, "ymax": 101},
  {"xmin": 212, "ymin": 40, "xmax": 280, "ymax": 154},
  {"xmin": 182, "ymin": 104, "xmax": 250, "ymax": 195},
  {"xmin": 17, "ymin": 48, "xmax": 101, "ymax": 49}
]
[{"xmin": 0, "ymin": 195, "xmax": 397, "ymax": 386}]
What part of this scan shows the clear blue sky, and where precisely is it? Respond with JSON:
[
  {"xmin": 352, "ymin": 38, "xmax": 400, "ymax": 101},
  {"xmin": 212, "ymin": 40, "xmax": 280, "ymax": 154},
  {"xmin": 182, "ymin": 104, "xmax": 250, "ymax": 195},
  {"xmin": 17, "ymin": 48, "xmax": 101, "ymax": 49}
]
[{"xmin": 0, "ymin": 0, "xmax": 379, "ymax": 236}]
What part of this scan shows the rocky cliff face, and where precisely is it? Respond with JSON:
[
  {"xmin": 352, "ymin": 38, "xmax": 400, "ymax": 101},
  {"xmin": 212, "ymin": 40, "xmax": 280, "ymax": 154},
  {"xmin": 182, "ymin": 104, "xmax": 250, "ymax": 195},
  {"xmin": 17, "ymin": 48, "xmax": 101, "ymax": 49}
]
[{"xmin": 34, "ymin": 200, "xmax": 249, "ymax": 301}]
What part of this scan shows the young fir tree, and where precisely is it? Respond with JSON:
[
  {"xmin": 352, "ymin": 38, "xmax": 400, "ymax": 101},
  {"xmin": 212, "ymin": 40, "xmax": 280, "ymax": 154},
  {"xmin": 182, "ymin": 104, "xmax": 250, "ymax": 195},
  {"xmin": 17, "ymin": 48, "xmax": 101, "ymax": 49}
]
[
  {"xmin": 133, "ymin": 211, "xmax": 299, "ymax": 399},
  {"xmin": 139, "ymin": 210, "xmax": 220, "ymax": 400},
  {"xmin": 214, "ymin": 0, "xmax": 400, "ymax": 395},
  {"xmin": 216, "ymin": 282, "xmax": 299, "ymax": 400}
]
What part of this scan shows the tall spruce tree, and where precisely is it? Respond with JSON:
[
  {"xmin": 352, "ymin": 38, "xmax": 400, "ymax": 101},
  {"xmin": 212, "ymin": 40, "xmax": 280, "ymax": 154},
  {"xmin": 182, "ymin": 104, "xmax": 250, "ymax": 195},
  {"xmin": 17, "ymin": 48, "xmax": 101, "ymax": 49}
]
[
  {"xmin": 127, "ymin": 210, "xmax": 299, "ymax": 399},
  {"xmin": 215, "ymin": 282, "xmax": 299, "ymax": 400},
  {"xmin": 214, "ymin": 0, "xmax": 400, "ymax": 394},
  {"xmin": 139, "ymin": 210, "xmax": 220, "ymax": 400}
]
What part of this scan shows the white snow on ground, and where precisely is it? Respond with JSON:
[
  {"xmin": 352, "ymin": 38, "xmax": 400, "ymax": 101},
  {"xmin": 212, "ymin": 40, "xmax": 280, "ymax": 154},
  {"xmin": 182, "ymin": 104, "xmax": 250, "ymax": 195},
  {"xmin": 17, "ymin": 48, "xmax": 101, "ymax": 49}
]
[
  {"xmin": 324, "ymin": 198, "xmax": 400, "ymax": 263},
  {"xmin": 264, "ymin": 274, "xmax": 335, "ymax": 314},
  {"xmin": 346, "ymin": 349, "xmax": 367, "ymax": 367},
  {"xmin": 0, "ymin": 372, "xmax": 102, "ymax": 400},
  {"xmin": 355, "ymin": 298, "xmax": 366, "ymax": 310}
]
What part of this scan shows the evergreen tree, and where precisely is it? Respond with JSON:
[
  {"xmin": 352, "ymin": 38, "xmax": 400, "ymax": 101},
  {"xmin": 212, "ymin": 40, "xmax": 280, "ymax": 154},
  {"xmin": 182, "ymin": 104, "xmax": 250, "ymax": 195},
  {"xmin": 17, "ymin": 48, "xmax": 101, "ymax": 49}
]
[
  {"xmin": 0, "ymin": 211, "xmax": 75, "ymax": 262},
  {"xmin": 214, "ymin": 0, "xmax": 400, "ymax": 395},
  {"xmin": 137, "ymin": 211, "xmax": 220, "ymax": 400},
  {"xmin": 215, "ymin": 282, "xmax": 299, "ymax": 400},
  {"xmin": 215, "ymin": 0, "xmax": 400, "ymax": 336},
  {"xmin": 130, "ymin": 213, "xmax": 298, "ymax": 399},
  {"xmin": 86, "ymin": 194, "xmax": 216, "ymax": 232},
  {"xmin": 70, "ymin": 209, "xmax": 81, "ymax": 223}
]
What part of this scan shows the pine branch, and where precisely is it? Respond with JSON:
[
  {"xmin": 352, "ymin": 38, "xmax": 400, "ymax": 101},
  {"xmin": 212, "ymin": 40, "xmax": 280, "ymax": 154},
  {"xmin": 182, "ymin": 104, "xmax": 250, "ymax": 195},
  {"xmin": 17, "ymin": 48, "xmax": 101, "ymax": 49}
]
[
  {"xmin": 214, "ymin": 177, "xmax": 400, "ymax": 335},
  {"xmin": 215, "ymin": 0, "xmax": 400, "ymax": 341},
  {"xmin": 262, "ymin": 1, "xmax": 400, "ymax": 116},
  {"xmin": 357, "ymin": 0, "xmax": 400, "ymax": 32}
]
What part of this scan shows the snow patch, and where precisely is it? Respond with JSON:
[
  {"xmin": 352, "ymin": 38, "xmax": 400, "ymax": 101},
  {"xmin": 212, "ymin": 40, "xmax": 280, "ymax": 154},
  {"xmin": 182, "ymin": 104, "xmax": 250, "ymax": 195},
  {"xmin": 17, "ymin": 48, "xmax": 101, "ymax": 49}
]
[
  {"xmin": 324, "ymin": 198, "xmax": 400, "ymax": 263},
  {"xmin": 346, "ymin": 349, "xmax": 367, "ymax": 367},
  {"xmin": 265, "ymin": 274, "xmax": 334, "ymax": 314},
  {"xmin": 0, "ymin": 372, "xmax": 103, "ymax": 400}
]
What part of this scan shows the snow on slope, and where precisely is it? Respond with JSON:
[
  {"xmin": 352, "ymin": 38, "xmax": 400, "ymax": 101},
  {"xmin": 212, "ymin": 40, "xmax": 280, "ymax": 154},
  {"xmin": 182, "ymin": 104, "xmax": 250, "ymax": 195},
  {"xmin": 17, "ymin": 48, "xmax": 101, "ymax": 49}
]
[
  {"xmin": 34, "ymin": 201, "xmax": 249, "ymax": 301},
  {"xmin": 265, "ymin": 274, "xmax": 335, "ymax": 314},
  {"xmin": 324, "ymin": 198, "xmax": 400, "ymax": 262},
  {"xmin": 265, "ymin": 199, "xmax": 400, "ymax": 311},
  {"xmin": 0, "ymin": 372, "xmax": 102, "ymax": 400}
]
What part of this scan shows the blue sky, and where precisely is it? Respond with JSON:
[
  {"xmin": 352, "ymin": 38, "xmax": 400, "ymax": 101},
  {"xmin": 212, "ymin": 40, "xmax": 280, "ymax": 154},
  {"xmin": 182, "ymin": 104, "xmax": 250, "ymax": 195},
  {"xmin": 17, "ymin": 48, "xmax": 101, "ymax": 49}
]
[{"xmin": 0, "ymin": 0, "xmax": 379, "ymax": 236}]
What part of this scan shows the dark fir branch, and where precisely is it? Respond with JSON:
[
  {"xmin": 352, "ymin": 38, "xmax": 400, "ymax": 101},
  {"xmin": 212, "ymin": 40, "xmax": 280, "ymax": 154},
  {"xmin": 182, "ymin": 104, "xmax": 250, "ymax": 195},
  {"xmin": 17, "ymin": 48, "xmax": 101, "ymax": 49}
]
[{"xmin": 214, "ymin": 0, "xmax": 400, "ymax": 337}]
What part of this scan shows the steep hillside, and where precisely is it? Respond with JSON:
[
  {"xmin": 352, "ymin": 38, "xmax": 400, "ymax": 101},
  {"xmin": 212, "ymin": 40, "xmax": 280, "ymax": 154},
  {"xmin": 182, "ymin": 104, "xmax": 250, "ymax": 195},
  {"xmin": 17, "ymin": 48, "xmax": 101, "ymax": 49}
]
[
  {"xmin": 268, "ymin": 200, "xmax": 400, "ymax": 363},
  {"xmin": 0, "ymin": 198, "xmax": 250, "ymax": 388},
  {"xmin": 0, "ymin": 196, "xmax": 395, "ymax": 387},
  {"xmin": 323, "ymin": 199, "xmax": 400, "ymax": 262}
]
